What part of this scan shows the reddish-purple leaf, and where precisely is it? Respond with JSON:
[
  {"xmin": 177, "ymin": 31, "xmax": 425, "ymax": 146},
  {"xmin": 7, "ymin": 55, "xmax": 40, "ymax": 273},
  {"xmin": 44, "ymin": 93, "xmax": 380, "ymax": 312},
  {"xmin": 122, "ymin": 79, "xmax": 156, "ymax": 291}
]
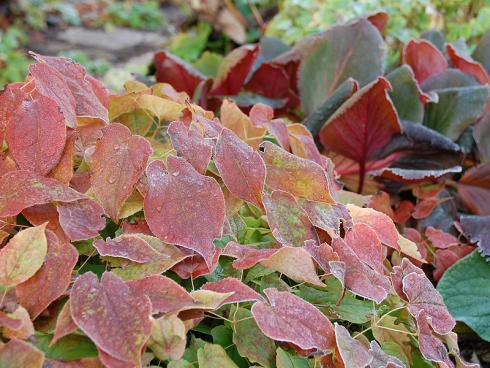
[
  {"xmin": 416, "ymin": 311, "xmax": 454, "ymax": 367},
  {"xmin": 332, "ymin": 238, "xmax": 391, "ymax": 303},
  {"xmin": 344, "ymin": 223, "xmax": 384, "ymax": 273},
  {"xmin": 29, "ymin": 62, "xmax": 77, "ymax": 128},
  {"xmin": 167, "ymin": 121, "xmax": 213, "ymax": 174},
  {"xmin": 319, "ymin": 78, "xmax": 401, "ymax": 193},
  {"xmin": 126, "ymin": 275, "xmax": 196, "ymax": 314},
  {"xmin": 202, "ymin": 277, "xmax": 264, "ymax": 305},
  {"xmin": 335, "ymin": 323, "xmax": 372, "ymax": 368},
  {"xmin": 263, "ymin": 190, "xmax": 319, "ymax": 247},
  {"xmin": 214, "ymin": 128, "xmax": 266, "ymax": 209},
  {"xmin": 390, "ymin": 258, "xmax": 424, "ymax": 300},
  {"xmin": 456, "ymin": 162, "xmax": 490, "ymax": 215},
  {"xmin": 303, "ymin": 240, "xmax": 339, "ymax": 273},
  {"xmin": 30, "ymin": 53, "xmax": 108, "ymax": 121},
  {"xmin": 251, "ymin": 288, "xmax": 335, "ymax": 352},
  {"xmin": 222, "ymin": 242, "xmax": 279, "ymax": 269},
  {"xmin": 57, "ymin": 199, "xmax": 105, "ymax": 241},
  {"xmin": 210, "ymin": 45, "xmax": 258, "ymax": 96},
  {"xmin": 154, "ymin": 51, "xmax": 206, "ymax": 97},
  {"xmin": 402, "ymin": 272, "xmax": 456, "ymax": 335},
  {"xmin": 93, "ymin": 234, "xmax": 163, "ymax": 263},
  {"xmin": 446, "ymin": 44, "xmax": 489, "ymax": 84},
  {"xmin": 6, "ymin": 96, "xmax": 66, "ymax": 175},
  {"xmin": 347, "ymin": 204, "xmax": 400, "ymax": 250},
  {"xmin": 49, "ymin": 130, "xmax": 76, "ymax": 184},
  {"xmin": 16, "ymin": 230, "xmax": 78, "ymax": 319},
  {"xmin": 0, "ymin": 339, "xmax": 44, "ymax": 368},
  {"xmin": 144, "ymin": 157, "xmax": 225, "ymax": 266},
  {"xmin": 0, "ymin": 170, "xmax": 86, "ymax": 217},
  {"xmin": 0, "ymin": 84, "xmax": 25, "ymax": 146},
  {"xmin": 261, "ymin": 141, "xmax": 336, "ymax": 203},
  {"xmin": 403, "ymin": 40, "xmax": 448, "ymax": 84},
  {"xmin": 51, "ymin": 302, "xmax": 78, "ymax": 346},
  {"xmin": 425, "ymin": 226, "xmax": 459, "ymax": 249},
  {"xmin": 287, "ymin": 124, "xmax": 325, "ymax": 167},
  {"xmin": 90, "ymin": 123, "xmax": 152, "ymax": 221},
  {"xmin": 70, "ymin": 272, "xmax": 151, "ymax": 365},
  {"xmin": 300, "ymin": 200, "xmax": 352, "ymax": 237}
]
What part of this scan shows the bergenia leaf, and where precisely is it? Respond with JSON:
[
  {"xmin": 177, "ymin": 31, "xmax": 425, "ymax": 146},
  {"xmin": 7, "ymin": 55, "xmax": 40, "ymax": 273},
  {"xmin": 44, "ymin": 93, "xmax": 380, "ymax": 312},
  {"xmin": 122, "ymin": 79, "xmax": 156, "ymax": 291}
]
[
  {"xmin": 0, "ymin": 339, "xmax": 44, "ymax": 368},
  {"xmin": 299, "ymin": 18, "xmax": 385, "ymax": 115},
  {"xmin": 6, "ymin": 96, "xmax": 66, "ymax": 175},
  {"xmin": 446, "ymin": 43, "xmax": 489, "ymax": 84},
  {"xmin": 126, "ymin": 275, "xmax": 196, "ymax": 314},
  {"xmin": 210, "ymin": 45, "xmax": 259, "ymax": 96},
  {"xmin": 319, "ymin": 77, "xmax": 401, "ymax": 193},
  {"xmin": 402, "ymin": 272, "xmax": 456, "ymax": 335},
  {"xmin": 90, "ymin": 123, "xmax": 152, "ymax": 222},
  {"xmin": 460, "ymin": 215, "xmax": 490, "ymax": 257},
  {"xmin": 251, "ymin": 288, "xmax": 335, "ymax": 352},
  {"xmin": 402, "ymin": 39, "xmax": 448, "ymax": 84},
  {"xmin": 334, "ymin": 323, "xmax": 372, "ymax": 368},
  {"xmin": 456, "ymin": 162, "xmax": 490, "ymax": 215},
  {"xmin": 472, "ymin": 27, "xmax": 490, "ymax": 74},
  {"xmin": 0, "ymin": 224, "xmax": 48, "ymax": 287},
  {"xmin": 56, "ymin": 199, "xmax": 105, "ymax": 241},
  {"xmin": 144, "ymin": 157, "xmax": 225, "ymax": 266},
  {"xmin": 70, "ymin": 272, "xmax": 152, "ymax": 365},
  {"xmin": 474, "ymin": 102, "xmax": 490, "ymax": 162},
  {"xmin": 201, "ymin": 277, "xmax": 264, "ymax": 304},
  {"xmin": 261, "ymin": 141, "xmax": 336, "ymax": 203},
  {"xmin": 261, "ymin": 246, "xmax": 324, "ymax": 287},
  {"xmin": 167, "ymin": 121, "xmax": 213, "ymax": 174},
  {"xmin": 263, "ymin": 190, "xmax": 319, "ymax": 247},
  {"xmin": 16, "ymin": 230, "xmax": 78, "ymax": 319},
  {"xmin": 214, "ymin": 128, "xmax": 266, "ymax": 209}
]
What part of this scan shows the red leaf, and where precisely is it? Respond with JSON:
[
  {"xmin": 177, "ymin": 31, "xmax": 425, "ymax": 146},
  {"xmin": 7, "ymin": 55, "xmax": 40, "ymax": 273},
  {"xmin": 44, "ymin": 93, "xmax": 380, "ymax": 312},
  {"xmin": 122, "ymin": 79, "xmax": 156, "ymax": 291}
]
[
  {"xmin": 433, "ymin": 249, "xmax": 461, "ymax": 282},
  {"xmin": 391, "ymin": 258, "xmax": 424, "ymax": 300},
  {"xmin": 90, "ymin": 123, "xmax": 152, "ymax": 221},
  {"xmin": 303, "ymin": 240, "xmax": 340, "ymax": 273},
  {"xmin": 94, "ymin": 234, "xmax": 164, "ymax": 263},
  {"xmin": 214, "ymin": 128, "xmax": 266, "ymax": 209},
  {"xmin": 16, "ymin": 230, "xmax": 78, "ymax": 319},
  {"xmin": 402, "ymin": 272, "xmax": 456, "ymax": 335},
  {"xmin": 446, "ymin": 44, "xmax": 489, "ymax": 84},
  {"xmin": 210, "ymin": 45, "xmax": 258, "ymax": 96},
  {"xmin": 456, "ymin": 162, "xmax": 490, "ymax": 215},
  {"xmin": 367, "ymin": 11, "xmax": 389, "ymax": 34},
  {"xmin": 202, "ymin": 277, "xmax": 264, "ymax": 305},
  {"xmin": 425, "ymin": 226, "xmax": 459, "ymax": 249},
  {"xmin": 332, "ymin": 238, "xmax": 391, "ymax": 303},
  {"xmin": 412, "ymin": 198, "xmax": 439, "ymax": 219},
  {"xmin": 70, "ymin": 272, "xmax": 152, "ymax": 365},
  {"xmin": 222, "ymin": 241, "xmax": 279, "ymax": 269},
  {"xmin": 344, "ymin": 223, "xmax": 384, "ymax": 273},
  {"xmin": 0, "ymin": 84, "xmax": 25, "ymax": 146},
  {"xmin": 335, "ymin": 324, "xmax": 372, "ymax": 368},
  {"xmin": 287, "ymin": 124, "xmax": 327, "ymax": 167},
  {"xmin": 300, "ymin": 200, "xmax": 352, "ymax": 237},
  {"xmin": 30, "ymin": 53, "xmax": 108, "ymax": 121},
  {"xmin": 29, "ymin": 62, "xmax": 77, "ymax": 128},
  {"xmin": 251, "ymin": 288, "xmax": 335, "ymax": 352},
  {"xmin": 403, "ymin": 40, "xmax": 448, "ymax": 83},
  {"xmin": 171, "ymin": 251, "xmax": 220, "ymax": 279},
  {"xmin": 0, "ymin": 339, "xmax": 44, "ymax": 368},
  {"xmin": 416, "ymin": 311, "xmax": 454, "ymax": 367},
  {"xmin": 57, "ymin": 199, "xmax": 105, "ymax": 241},
  {"xmin": 167, "ymin": 121, "xmax": 213, "ymax": 174},
  {"xmin": 347, "ymin": 204, "xmax": 400, "ymax": 250},
  {"xmin": 52, "ymin": 302, "xmax": 78, "ymax": 346},
  {"xmin": 126, "ymin": 275, "xmax": 196, "ymax": 314},
  {"xmin": 319, "ymin": 78, "xmax": 401, "ymax": 193},
  {"xmin": 154, "ymin": 51, "xmax": 206, "ymax": 97},
  {"xmin": 263, "ymin": 190, "xmax": 319, "ymax": 247},
  {"xmin": 261, "ymin": 141, "xmax": 336, "ymax": 203},
  {"xmin": 49, "ymin": 131, "xmax": 76, "ymax": 184},
  {"xmin": 6, "ymin": 96, "xmax": 66, "ymax": 175},
  {"xmin": 144, "ymin": 157, "xmax": 225, "ymax": 266},
  {"xmin": 0, "ymin": 170, "xmax": 86, "ymax": 217}
]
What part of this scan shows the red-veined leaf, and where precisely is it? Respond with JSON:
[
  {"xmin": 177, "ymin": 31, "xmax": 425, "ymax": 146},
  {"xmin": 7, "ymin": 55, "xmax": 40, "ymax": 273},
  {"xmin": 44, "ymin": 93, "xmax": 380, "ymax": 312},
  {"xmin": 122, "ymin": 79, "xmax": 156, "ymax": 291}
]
[{"xmin": 402, "ymin": 39, "xmax": 448, "ymax": 84}]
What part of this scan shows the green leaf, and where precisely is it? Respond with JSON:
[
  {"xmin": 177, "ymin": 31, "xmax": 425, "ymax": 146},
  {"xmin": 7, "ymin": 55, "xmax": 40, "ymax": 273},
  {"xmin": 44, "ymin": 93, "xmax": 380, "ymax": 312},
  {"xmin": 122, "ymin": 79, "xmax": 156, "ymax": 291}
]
[
  {"xmin": 168, "ymin": 22, "xmax": 212, "ymax": 62},
  {"xmin": 386, "ymin": 65, "xmax": 424, "ymax": 123},
  {"xmin": 194, "ymin": 52, "xmax": 223, "ymax": 78},
  {"xmin": 33, "ymin": 333, "xmax": 97, "ymax": 360},
  {"xmin": 197, "ymin": 343, "xmax": 239, "ymax": 368},
  {"xmin": 275, "ymin": 347, "xmax": 312, "ymax": 368},
  {"xmin": 423, "ymin": 85, "xmax": 489, "ymax": 140},
  {"xmin": 438, "ymin": 250, "xmax": 490, "ymax": 341}
]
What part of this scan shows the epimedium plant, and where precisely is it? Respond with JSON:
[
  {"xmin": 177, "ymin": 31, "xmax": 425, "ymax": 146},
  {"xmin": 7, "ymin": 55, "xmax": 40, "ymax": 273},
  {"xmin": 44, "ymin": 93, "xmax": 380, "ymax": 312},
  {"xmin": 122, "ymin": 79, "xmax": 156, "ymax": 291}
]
[{"xmin": 0, "ymin": 11, "xmax": 489, "ymax": 368}]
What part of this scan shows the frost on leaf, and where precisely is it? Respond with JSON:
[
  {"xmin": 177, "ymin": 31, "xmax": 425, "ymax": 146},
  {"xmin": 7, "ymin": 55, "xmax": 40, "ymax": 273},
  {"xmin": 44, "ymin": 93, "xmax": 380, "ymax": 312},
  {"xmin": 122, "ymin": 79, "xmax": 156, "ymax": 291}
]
[
  {"xmin": 251, "ymin": 288, "xmax": 335, "ymax": 352},
  {"xmin": 90, "ymin": 123, "xmax": 152, "ymax": 222},
  {"xmin": 56, "ymin": 199, "xmax": 105, "ymax": 241},
  {"xmin": 93, "ymin": 234, "xmax": 164, "ymax": 263},
  {"xmin": 202, "ymin": 277, "xmax": 264, "ymax": 304},
  {"xmin": 0, "ymin": 339, "xmax": 44, "ymax": 368},
  {"xmin": 222, "ymin": 242, "xmax": 279, "ymax": 269},
  {"xmin": 70, "ymin": 272, "xmax": 151, "ymax": 365},
  {"xmin": 144, "ymin": 157, "xmax": 225, "ymax": 267},
  {"xmin": 334, "ymin": 323, "xmax": 372, "ymax": 368}
]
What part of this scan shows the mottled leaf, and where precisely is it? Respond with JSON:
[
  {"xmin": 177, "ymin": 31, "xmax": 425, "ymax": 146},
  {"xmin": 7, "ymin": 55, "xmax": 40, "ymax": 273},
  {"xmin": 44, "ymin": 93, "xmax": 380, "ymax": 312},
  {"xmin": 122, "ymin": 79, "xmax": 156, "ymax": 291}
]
[
  {"xmin": 148, "ymin": 314, "xmax": 186, "ymax": 361},
  {"xmin": 0, "ymin": 339, "xmax": 44, "ymax": 368},
  {"xmin": 197, "ymin": 343, "xmax": 239, "ymax": 368}
]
